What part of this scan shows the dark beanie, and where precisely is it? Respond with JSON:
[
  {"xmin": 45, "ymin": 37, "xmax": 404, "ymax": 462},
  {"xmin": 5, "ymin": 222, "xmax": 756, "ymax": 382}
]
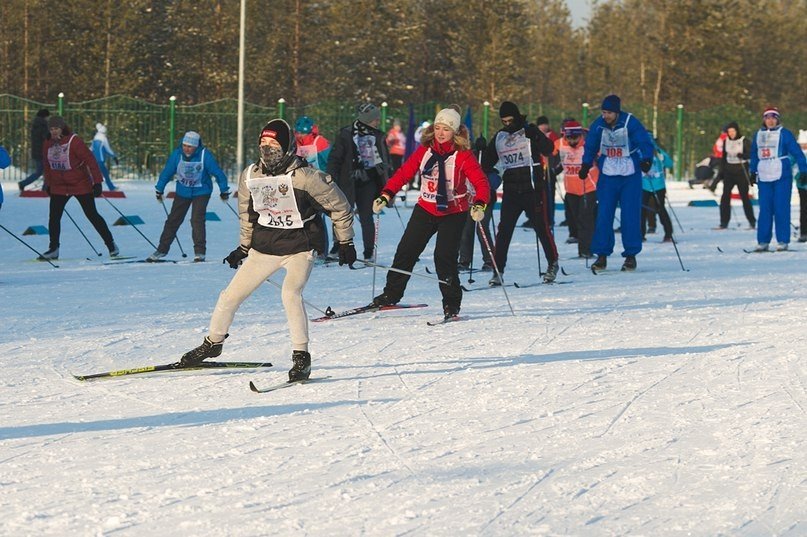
[
  {"xmin": 48, "ymin": 116, "xmax": 67, "ymax": 129},
  {"xmin": 601, "ymin": 94, "xmax": 621, "ymax": 113},
  {"xmin": 37, "ymin": 109, "xmax": 50, "ymax": 118},
  {"xmin": 499, "ymin": 101, "xmax": 521, "ymax": 118},
  {"xmin": 536, "ymin": 116, "xmax": 549, "ymax": 126},
  {"xmin": 259, "ymin": 119, "xmax": 291, "ymax": 152}
]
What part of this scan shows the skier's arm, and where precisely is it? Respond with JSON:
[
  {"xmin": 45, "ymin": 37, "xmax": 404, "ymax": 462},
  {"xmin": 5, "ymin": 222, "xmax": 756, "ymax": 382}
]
[
  {"xmin": 237, "ymin": 167, "xmax": 254, "ymax": 249},
  {"xmin": 156, "ymin": 150, "xmax": 180, "ymax": 192},
  {"xmin": 204, "ymin": 151, "xmax": 230, "ymax": 194},
  {"xmin": 302, "ymin": 168, "xmax": 355, "ymax": 245}
]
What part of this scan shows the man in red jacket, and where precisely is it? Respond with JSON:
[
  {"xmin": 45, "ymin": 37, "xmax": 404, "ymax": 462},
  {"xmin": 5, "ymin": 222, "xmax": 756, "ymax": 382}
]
[{"xmin": 40, "ymin": 116, "xmax": 119, "ymax": 260}]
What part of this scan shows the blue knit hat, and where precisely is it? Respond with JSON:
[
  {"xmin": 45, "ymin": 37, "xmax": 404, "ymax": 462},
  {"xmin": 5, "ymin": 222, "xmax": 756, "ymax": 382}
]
[
  {"xmin": 601, "ymin": 95, "xmax": 621, "ymax": 113},
  {"xmin": 182, "ymin": 131, "xmax": 201, "ymax": 147}
]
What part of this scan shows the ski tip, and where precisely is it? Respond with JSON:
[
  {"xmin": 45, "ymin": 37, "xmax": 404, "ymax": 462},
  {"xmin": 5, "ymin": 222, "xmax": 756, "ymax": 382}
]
[
  {"xmin": 249, "ymin": 380, "xmax": 260, "ymax": 392},
  {"xmin": 72, "ymin": 375, "xmax": 88, "ymax": 382}
]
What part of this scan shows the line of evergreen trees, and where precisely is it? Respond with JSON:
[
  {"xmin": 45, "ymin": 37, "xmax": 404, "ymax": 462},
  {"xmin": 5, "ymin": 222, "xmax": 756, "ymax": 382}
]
[{"xmin": 1, "ymin": 0, "xmax": 804, "ymax": 114}]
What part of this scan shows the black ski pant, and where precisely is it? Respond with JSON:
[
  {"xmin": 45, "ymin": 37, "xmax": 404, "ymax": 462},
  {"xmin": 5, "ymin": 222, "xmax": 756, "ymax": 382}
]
[
  {"xmin": 564, "ymin": 196, "xmax": 578, "ymax": 238},
  {"xmin": 157, "ymin": 194, "xmax": 210, "ymax": 255},
  {"xmin": 458, "ymin": 191, "xmax": 495, "ymax": 266},
  {"xmin": 799, "ymin": 188, "xmax": 807, "ymax": 235},
  {"xmin": 719, "ymin": 168, "xmax": 756, "ymax": 228},
  {"xmin": 382, "ymin": 205, "xmax": 466, "ymax": 311},
  {"xmin": 566, "ymin": 192, "xmax": 597, "ymax": 256},
  {"xmin": 48, "ymin": 193, "xmax": 115, "ymax": 251},
  {"xmin": 354, "ymin": 178, "xmax": 382, "ymax": 259},
  {"xmin": 642, "ymin": 189, "xmax": 673, "ymax": 239},
  {"xmin": 494, "ymin": 183, "xmax": 558, "ymax": 273}
]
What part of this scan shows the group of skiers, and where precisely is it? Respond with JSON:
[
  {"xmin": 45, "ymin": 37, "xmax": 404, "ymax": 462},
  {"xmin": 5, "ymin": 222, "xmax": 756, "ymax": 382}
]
[{"xmin": 7, "ymin": 96, "xmax": 807, "ymax": 383}]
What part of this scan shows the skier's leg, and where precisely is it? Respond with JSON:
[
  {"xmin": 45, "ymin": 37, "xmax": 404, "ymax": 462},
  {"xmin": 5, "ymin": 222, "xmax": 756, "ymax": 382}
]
[
  {"xmin": 280, "ymin": 250, "xmax": 316, "ymax": 352},
  {"xmin": 591, "ymin": 175, "xmax": 618, "ymax": 257},
  {"xmin": 189, "ymin": 195, "xmax": 211, "ymax": 256},
  {"xmin": 157, "ymin": 195, "xmax": 192, "ymax": 254},
  {"xmin": 433, "ymin": 211, "xmax": 467, "ymax": 312}
]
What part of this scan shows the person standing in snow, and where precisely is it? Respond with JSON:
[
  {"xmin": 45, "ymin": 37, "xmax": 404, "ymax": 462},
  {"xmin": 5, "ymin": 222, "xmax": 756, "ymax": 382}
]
[
  {"xmin": 480, "ymin": 101, "xmax": 558, "ymax": 285},
  {"xmin": 641, "ymin": 139, "xmax": 674, "ymax": 242},
  {"xmin": 39, "ymin": 116, "xmax": 120, "ymax": 260},
  {"xmin": 91, "ymin": 123, "xmax": 119, "ymax": 191},
  {"xmin": 386, "ymin": 118, "xmax": 407, "ymax": 174},
  {"xmin": 749, "ymin": 107, "xmax": 807, "ymax": 251},
  {"xmin": 370, "ymin": 106, "xmax": 490, "ymax": 321},
  {"xmin": 797, "ymin": 130, "xmax": 807, "ymax": 243},
  {"xmin": 179, "ymin": 119, "xmax": 356, "ymax": 381},
  {"xmin": 150, "ymin": 131, "xmax": 230, "ymax": 262},
  {"xmin": 556, "ymin": 120, "xmax": 598, "ymax": 258},
  {"xmin": 18, "ymin": 108, "xmax": 50, "ymax": 192},
  {"xmin": 326, "ymin": 103, "xmax": 391, "ymax": 262},
  {"xmin": 580, "ymin": 94, "xmax": 654, "ymax": 272},
  {"xmin": 715, "ymin": 122, "xmax": 755, "ymax": 230}
]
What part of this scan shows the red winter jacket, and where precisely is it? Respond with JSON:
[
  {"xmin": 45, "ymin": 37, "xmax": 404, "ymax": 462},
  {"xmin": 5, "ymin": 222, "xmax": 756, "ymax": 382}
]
[
  {"xmin": 383, "ymin": 143, "xmax": 490, "ymax": 216},
  {"xmin": 43, "ymin": 130, "xmax": 103, "ymax": 196}
]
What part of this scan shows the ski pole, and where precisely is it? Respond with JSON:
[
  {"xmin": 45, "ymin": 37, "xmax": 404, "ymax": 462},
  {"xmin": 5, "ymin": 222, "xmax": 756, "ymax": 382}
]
[
  {"xmin": 0, "ymin": 223, "xmax": 59, "ymax": 268},
  {"xmin": 362, "ymin": 259, "xmax": 450, "ymax": 285},
  {"xmin": 664, "ymin": 194, "xmax": 685, "ymax": 234},
  {"xmin": 650, "ymin": 189, "xmax": 688, "ymax": 272},
  {"xmin": 223, "ymin": 199, "xmax": 239, "ymax": 218},
  {"xmin": 477, "ymin": 221, "xmax": 515, "ymax": 316},
  {"xmin": 265, "ymin": 278, "xmax": 329, "ymax": 317},
  {"xmin": 159, "ymin": 198, "xmax": 188, "ymax": 258},
  {"xmin": 526, "ymin": 141, "xmax": 542, "ymax": 274},
  {"xmin": 64, "ymin": 208, "xmax": 102, "ymax": 257},
  {"xmin": 102, "ymin": 196, "xmax": 160, "ymax": 250},
  {"xmin": 370, "ymin": 213, "xmax": 380, "ymax": 300}
]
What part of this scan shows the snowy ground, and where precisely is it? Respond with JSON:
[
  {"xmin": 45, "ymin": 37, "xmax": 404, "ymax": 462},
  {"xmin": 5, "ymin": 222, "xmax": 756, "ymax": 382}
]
[{"xmin": 0, "ymin": 180, "xmax": 804, "ymax": 536}]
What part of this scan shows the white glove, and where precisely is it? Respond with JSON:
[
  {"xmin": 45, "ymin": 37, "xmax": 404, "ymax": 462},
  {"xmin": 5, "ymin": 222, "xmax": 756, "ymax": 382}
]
[
  {"xmin": 372, "ymin": 195, "xmax": 389, "ymax": 214},
  {"xmin": 470, "ymin": 203, "xmax": 486, "ymax": 222}
]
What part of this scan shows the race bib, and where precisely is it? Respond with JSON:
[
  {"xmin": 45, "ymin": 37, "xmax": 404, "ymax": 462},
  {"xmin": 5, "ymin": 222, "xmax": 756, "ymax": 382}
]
[
  {"xmin": 495, "ymin": 130, "xmax": 532, "ymax": 169},
  {"xmin": 247, "ymin": 172, "xmax": 304, "ymax": 229},
  {"xmin": 177, "ymin": 149, "xmax": 205, "ymax": 187},
  {"xmin": 599, "ymin": 115, "xmax": 635, "ymax": 176},
  {"xmin": 418, "ymin": 149, "xmax": 459, "ymax": 206},
  {"xmin": 47, "ymin": 135, "xmax": 76, "ymax": 171},
  {"xmin": 756, "ymin": 129, "xmax": 782, "ymax": 182}
]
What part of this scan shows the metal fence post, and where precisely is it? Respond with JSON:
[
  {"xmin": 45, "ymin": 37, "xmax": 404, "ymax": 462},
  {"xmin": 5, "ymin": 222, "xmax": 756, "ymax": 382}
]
[
  {"xmin": 675, "ymin": 104, "xmax": 684, "ymax": 181},
  {"xmin": 483, "ymin": 101, "xmax": 490, "ymax": 140},
  {"xmin": 278, "ymin": 98, "xmax": 286, "ymax": 120},
  {"xmin": 381, "ymin": 101, "xmax": 388, "ymax": 131},
  {"xmin": 582, "ymin": 102, "xmax": 589, "ymax": 126},
  {"xmin": 57, "ymin": 92, "xmax": 64, "ymax": 115},
  {"xmin": 169, "ymin": 96, "xmax": 177, "ymax": 152}
]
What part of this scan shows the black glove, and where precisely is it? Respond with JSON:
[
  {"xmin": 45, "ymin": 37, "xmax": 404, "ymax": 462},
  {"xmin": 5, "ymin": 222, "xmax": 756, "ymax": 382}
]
[
  {"xmin": 639, "ymin": 159, "xmax": 653, "ymax": 173},
  {"xmin": 92, "ymin": 183, "xmax": 103, "ymax": 197},
  {"xmin": 524, "ymin": 123, "xmax": 540, "ymax": 139},
  {"xmin": 578, "ymin": 163, "xmax": 591, "ymax": 180},
  {"xmin": 155, "ymin": 191, "xmax": 164, "ymax": 202},
  {"xmin": 220, "ymin": 191, "xmax": 230, "ymax": 201},
  {"xmin": 224, "ymin": 245, "xmax": 249, "ymax": 269},
  {"xmin": 474, "ymin": 136, "xmax": 487, "ymax": 152},
  {"xmin": 750, "ymin": 173, "xmax": 757, "ymax": 186},
  {"xmin": 338, "ymin": 240, "xmax": 357, "ymax": 267},
  {"xmin": 796, "ymin": 172, "xmax": 807, "ymax": 188},
  {"xmin": 113, "ymin": 157, "xmax": 120, "ymax": 166}
]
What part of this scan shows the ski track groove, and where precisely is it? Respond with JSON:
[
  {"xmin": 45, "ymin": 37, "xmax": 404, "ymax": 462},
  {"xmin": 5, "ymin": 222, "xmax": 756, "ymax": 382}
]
[
  {"xmin": 479, "ymin": 468, "xmax": 555, "ymax": 534},
  {"xmin": 598, "ymin": 363, "xmax": 687, "ymax": 438},
  {"xmin": 357, "ymin": 401, "xmax": 422, "ymax": 485}
]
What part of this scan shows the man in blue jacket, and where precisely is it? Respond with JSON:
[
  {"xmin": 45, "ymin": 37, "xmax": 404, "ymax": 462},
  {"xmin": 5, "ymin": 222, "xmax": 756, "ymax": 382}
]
[
  {"xmin": 579, "ymin": 95, "xmax": 654, "ymax": 272},
  {"xmin": 150, "ymin": 131, "xmax": 230, "ymax": 262},
  {"xmin": 749, "ymin": 107, "xmax": 807, "ymax": 252}
]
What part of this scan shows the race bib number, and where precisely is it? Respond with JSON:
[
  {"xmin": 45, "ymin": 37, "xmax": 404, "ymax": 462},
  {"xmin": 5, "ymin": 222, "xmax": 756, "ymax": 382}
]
[{"xmin": 247, "ymin": 172, "xmax": 304, "ymax": 229}]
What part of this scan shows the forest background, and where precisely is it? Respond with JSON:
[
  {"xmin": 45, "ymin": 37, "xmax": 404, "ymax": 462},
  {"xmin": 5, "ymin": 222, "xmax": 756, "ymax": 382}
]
[{"xmin": 1, "ymin": 0, "xmax": 805, "ymax": 177}]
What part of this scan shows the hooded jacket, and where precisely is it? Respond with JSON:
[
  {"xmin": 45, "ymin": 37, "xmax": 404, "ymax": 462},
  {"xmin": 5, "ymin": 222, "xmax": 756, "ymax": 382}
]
[{"xmin": 156, "ymin": 140, "xmax": 229, "ymax": 198}]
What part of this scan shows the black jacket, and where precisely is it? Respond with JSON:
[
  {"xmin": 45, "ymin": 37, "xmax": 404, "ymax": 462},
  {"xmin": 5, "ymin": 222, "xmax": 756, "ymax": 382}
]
[
  {"xmin": 326, "ymin": 121, "xmax": 391, "ymax": 205},
  {"xmin": 482, "ymin": 123, "xmax": 554, "ymax": 193},
  {"xmin": 31, "ymin": 116, "xmax": 49, "ymax": 160}
]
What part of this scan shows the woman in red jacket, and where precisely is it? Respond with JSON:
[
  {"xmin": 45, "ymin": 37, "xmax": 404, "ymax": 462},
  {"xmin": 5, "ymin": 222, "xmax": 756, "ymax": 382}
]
[
  {"xmin": 40, "ymin": 116, "xmax": 118, "ymax": 260},
  {"xmin": 371, "ymin": 106, "xmax": 490, "ymax": 320}
]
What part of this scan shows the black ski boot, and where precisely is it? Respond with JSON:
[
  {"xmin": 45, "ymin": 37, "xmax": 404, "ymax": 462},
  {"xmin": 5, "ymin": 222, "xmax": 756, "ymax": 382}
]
[
  {"xmin": 543, "ymin": 261, "xmax": 559, "ymax": 283},
  {"xmin": 289, "ymin": 350, "xmax": 311, "ymax": 381},
  {"xmin": 621, "ymin": 255, "xmax": 637, "ymax": 271},
  {"xmin": 180, "ymin": 334, "xmax": 228, "ymax": 367},
  {"xmin": 591, "ymin": 255, "xmax": 607, "ymax": 273},
  {"xmin": 370, "ymin": 292, "xmax": 398, "ymax": 308},
  {"xmin": 443, "ymin": 304, "xmax": 460, "ymax": 321}
]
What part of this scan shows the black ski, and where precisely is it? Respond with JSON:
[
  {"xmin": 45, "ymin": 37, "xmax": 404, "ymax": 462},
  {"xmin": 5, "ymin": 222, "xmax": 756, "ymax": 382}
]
[
  {"xmin": 311, "ymin": 303, "xmax": 427, "ymax": 322},
  {"xmin": 249, "ymin": 376, "xmax": 331, "ymax": 393},
  {"xmin": 426, "ymin": 315, "xmax": 464, "ymax": 326},
  {"xmin": 73, "ymin": 360, "xmax": 273, "ymax": 381},
  {"xmin": 513, "ymin": 281, "xmax": 573, "ymax": 288}
]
